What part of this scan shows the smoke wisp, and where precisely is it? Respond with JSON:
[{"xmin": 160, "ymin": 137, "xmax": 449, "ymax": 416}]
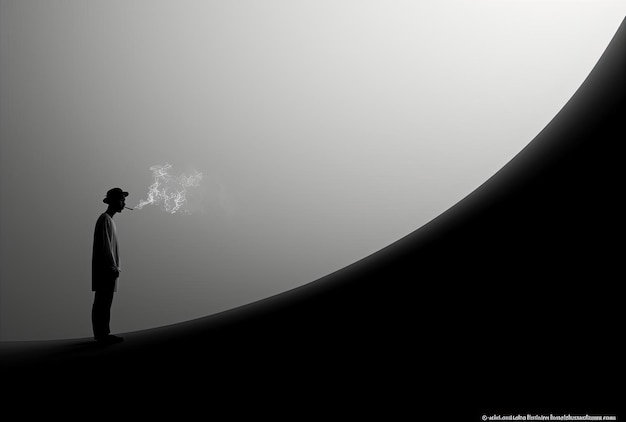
[{"xmin": 135, "ymin": 163, "xmax": 203, "ymax": 214}]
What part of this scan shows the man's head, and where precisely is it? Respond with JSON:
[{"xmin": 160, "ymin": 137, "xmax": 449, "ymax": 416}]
[{"xmin": 103, "ymin": 187, "xmax": 129, "ymax": 214}]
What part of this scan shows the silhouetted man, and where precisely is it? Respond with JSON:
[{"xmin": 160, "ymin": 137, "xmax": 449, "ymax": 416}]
[{"xmin": 92, "ymin": 187, "xmax": 128, "ymax": 344}]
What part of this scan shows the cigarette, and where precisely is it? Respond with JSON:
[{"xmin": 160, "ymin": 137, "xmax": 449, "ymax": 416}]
[{"xmin": 125, "ymin": 207, "xmax": 134, "ymax": 210}]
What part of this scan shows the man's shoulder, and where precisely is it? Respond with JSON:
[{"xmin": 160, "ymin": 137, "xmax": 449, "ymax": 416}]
[{"xmin": 96, "ymin": 213, "xmax": 113, "ymax": 226}]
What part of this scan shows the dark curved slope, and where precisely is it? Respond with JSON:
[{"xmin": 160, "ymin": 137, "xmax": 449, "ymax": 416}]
[{"xmin": 2, "ymin": 17, "xmax": 624, "ymax": 414}]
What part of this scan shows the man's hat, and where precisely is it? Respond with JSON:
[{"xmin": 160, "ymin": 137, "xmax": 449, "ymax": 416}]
[{"xmin": 103, "ymin": 187, "xmax": 129, "ymax": 204}]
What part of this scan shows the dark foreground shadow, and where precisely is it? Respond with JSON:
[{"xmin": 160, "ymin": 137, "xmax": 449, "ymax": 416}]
[{"xmin": 0, "ymin": 338, "xmax": 124, "ymax": 366}]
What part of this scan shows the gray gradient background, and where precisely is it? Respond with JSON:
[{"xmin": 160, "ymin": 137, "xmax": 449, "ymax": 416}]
[{"xmin": 1, "ymin": 0, "xmax": 624, "ymax": 341}]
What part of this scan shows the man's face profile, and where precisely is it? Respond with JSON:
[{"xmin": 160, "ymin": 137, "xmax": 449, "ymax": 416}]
[
  {"xmin": 116, "ymin": 196, "xmax": 126, "ymax": 212},
  {"xmin": 108, "ymin": 195, "xmax": 126, "ymax": 213}
]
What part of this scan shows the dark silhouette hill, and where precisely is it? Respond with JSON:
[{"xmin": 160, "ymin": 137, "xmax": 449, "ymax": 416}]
[{"xmin": 2, "ymin": 17, "xmax": 624, "ymax": 418}]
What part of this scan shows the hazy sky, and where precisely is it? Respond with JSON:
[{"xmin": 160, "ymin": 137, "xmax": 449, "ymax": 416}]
[{"xmin": 1, "ymin": 0, "xmax": 624, "ymax": 341}]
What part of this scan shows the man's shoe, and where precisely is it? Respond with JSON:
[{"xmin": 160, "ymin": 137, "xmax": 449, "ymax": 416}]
[
  {"xmin": 95, "ymin": 335, "xmax": 124, "ymax": 344},
  {"xmin": 106, "ymin": 335, "xmax": 124, "ymax": 343}
]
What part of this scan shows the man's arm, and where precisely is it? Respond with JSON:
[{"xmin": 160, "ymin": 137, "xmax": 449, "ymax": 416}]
[{"xmin": 101, "ymin": 218, "xmax": 120, "ymax": 277}]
